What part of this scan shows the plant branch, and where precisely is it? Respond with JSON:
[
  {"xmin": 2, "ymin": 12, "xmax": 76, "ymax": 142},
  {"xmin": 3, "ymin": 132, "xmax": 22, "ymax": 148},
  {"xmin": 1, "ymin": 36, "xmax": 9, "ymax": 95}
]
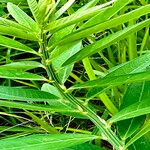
[{"xmin": 39, "ymin": 30, "xmax": 124, "ymax": 150}]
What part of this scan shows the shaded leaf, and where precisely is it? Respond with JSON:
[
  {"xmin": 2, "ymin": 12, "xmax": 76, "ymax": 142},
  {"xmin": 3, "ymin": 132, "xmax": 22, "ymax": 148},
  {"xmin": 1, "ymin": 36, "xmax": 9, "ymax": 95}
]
[
  {"xmin": 117, "ymin": 82, "xmax": 147, "ymax": 139},
  {"xmin": 64, "ymin": 143, "xmax": 104, "ymax": 150},
  {"xmin": 108, "ymin": 82, "xmax": 150, "ymax": 123}
]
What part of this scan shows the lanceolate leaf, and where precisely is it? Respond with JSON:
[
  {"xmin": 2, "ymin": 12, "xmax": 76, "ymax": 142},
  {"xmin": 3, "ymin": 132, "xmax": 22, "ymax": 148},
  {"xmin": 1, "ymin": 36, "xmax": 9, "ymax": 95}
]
[
  {"xmin": 0, "ymin": 61, "xmax": 44, "ymax": 71},
  {"xmin": 0, "ymin": 86, "xmax": 58, "ymax": 102},
  {"xmin": 7, "ymin": 2, "xmax": 38, "ymax": 31},
  {"xmin": 108, "ymin": 83, "xmax": 150, "ymax": 123},
  {"xmin": 0, "ymin": 17, "xmax": 32, "ymax": 31},
  {"xmin": 117, "ymin": 82, "xmax": 147, "ymax": 139},
  {"xmin": 0, "ymin": 134, "xmax": 98, "ymax": 150},
  {"xmin": 87, "ymin": 53, "xmax": 150, "ymax": 99},
  {"xmin": 59, "ymin": 0, "xmax": 141, "ymax": 44},
  {"xmin": 106, "ymin": 53, "xmax": 150, "ymax": 77},
  {"xmin": 47, "ymin": 1, "xmax": 114, "ymax": 33},
  {"xmin": 81, "ymin": 0, "xmax": 133, "ymax": 29},
  {"xmin": 0, "ymin": 25, "xmax": 38, "ymax": 41},
  {"xmin": 54, "ymin": 0, "xmax": 75, "ymax": 19},
  {"xmin": 0, "ymin": 100, "xmax": 76, "ymax": 113},
  {"xmin": 69, "ymin": 71, "xmax": 150, "ymax": 89},
  {"xmin": 63, "ymin": 19, "xmax": 150, "ymax": 66},
  {"xmin": 64, "ymin": 143, "xmax": 104, "ymax": 150},
  {"xmin": 0, "ymin": 69, "xmax": 46, "ymax": 81},
  {"xmin": 126, "ymin": 118, "xmax": 150, "ymax": 148},
  {"xmin": 27, "ymin": 0, "xmax": 40, "ymax": 23},
  {"xmin": 0, "ymin": 35, "xmax": 38, "ymax": 55}
]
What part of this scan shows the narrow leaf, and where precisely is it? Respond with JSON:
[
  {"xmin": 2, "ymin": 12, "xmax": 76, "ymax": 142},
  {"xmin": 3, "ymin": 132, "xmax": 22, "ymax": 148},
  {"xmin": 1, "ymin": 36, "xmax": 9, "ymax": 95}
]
[
  {"xmin": 0, "ymin": 69, "xmax": 46, "ymax": 81},
  {"xmin": 0, "ymin": 100, "xmax": 76, "ymax": 113},
  {"xmin": 0, "ymin": 86, "xmax": 58, "ymax": 102},
  {"xmin": 7, "ymin": 2, "xmax": 38, "ymax": 31},
  {"xmin": 70, "ymin": 71, "xmax": 150, "ymax": 90},
  {"xmin": 47, "ymin": 1, "xmax": 114, "ymax": 33},
  {"xmin": 117, "ymin": 82, "xmax": 147, "ymax": 139},
  {"xmin": 0, "ymin": 35, "xmax": 38, "ymax": 55},
  {"xmin": 54, "ymin": 0, "xmax": 75, "ymax": 19},
  {"xmin": 109, "ymin": 83, "xmax": 150, "ymax": 123},
  {"xmin": 27, "ymin": 0, "xmax": 40, "ymax": 23},
  {"xmin": 126, "ymin": 118, "xmax": 150, "ymax": 148},
  {"xmin": 0, "ymin": 61, "xmax": 44, "ymax": 71},
  {"xmin": 63, "ymin": 19, "xmax": 150, "ymax": 66},
  {"xmin": 0, "ymin": 134, "xmax": 98, "ymax": 150},
  {"xmin": 59, "ymin": 0, "xmax": 141, "ymax": 44}
]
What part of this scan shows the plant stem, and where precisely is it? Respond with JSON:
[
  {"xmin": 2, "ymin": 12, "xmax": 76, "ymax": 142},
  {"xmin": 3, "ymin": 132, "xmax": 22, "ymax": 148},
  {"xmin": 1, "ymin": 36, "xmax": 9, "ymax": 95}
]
[{"xmin": 40, "ymin": 30, "xmax": 123, "ymax": 150}]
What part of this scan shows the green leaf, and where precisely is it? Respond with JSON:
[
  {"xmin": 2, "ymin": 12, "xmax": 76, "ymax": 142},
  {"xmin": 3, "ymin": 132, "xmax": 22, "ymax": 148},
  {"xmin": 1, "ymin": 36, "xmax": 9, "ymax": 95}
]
[
  {"xmin": 27, "ymin": 0, "xmax": 40, "ymax": 23},
  {"xmin": 87, "ymin": 53, "xmax": 150, "ymax": 99},
  {"xmin": 0, "ymin": 0, "xmax": 26, "ymax": 4},
  {"xmin": 106, "ymin": 53, "xmax": 150, "ymax": 77},
  {"xmin": 0, "ymin": 25, "xmax": 38, "ymax": 41},
  {"xmin": 0, "ymin": 86, "xmax": 77, "ymax": 113},
  {"xmin": 0, "ymin": 17, "xmax": 38, "ymax": 40},
  {"xmin": 108, "ymin": 82, "xmax": 150, "ymax": 123},
  {"xmin": 0, "ymin": 69, "xmax": 46, "ymax": 80},
  {"xmin": 7, "ymin": 2, "xmax": 38, "ymax": 31},
  {"xmin": 52, "ymin": 41, "xmax": 82, "ymax": 83},
  {"xmin": 59, "ymin": 0, "xmax": 139, "ymax": 44},
  {"xmin": 0, "ymin": 100, "xmax": 75, "ymax": 113},
  {"xmin": 47, "ymin": 1, "xmax": 114, "ymax": 33},
  {"xmin": 81, "ymin": 0, "xmax": 133, "ymax": 29},
  {"xmin": 63, "ymin": 19, "xmax": 150, "ymax": 66},
  {"xmin": 0, "ymin": 35, "xmax": 39, "ymax": 55},
  {"xmin": 0, "ymin": 17, "xmax": 32, "ymax": 31},
  {"xmin": 117, "ymin": 82, "xmax": 147, "ymax": 140},
  {"xmin": 0, "ymin": 134, "xmax": 98, "ymax": 150},
  {"xmin": 25, "ymin": 110, "xmax": 58, "ymax": 134},
  {"xmin": 69, "ymin": 71, "xmax": 150, "ymax": 90},
  {"xmin": 0, "ymin": 61, "xmax": 44, "ymax": 71},
  {"xmin": 126, "ymin": 118, "xmax": 150, "ymax": 148},
  {"xmin": 54, "ymin": 0, "xmax": 75, "ymax": 19},
  {"xmin": 64, "ymin": 143, "xmax": 104, "ymax": 150},
  {"xmin": 0, "ymin": 86, "xmax": 58, "ymax": 102},
  {"xmin": 128, "ymin": 133, "xmax": 150, "ymax": 150},
  {"xmin": 41, "ymin": 83, "xmax": 62, "ymax": 98}
]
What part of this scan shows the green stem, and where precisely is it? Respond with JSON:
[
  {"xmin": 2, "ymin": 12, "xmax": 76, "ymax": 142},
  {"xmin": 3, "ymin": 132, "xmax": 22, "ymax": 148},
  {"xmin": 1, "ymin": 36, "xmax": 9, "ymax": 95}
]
[{"xmin": 40, "ymin": 30, "xmax": 123, "ymax": 150}]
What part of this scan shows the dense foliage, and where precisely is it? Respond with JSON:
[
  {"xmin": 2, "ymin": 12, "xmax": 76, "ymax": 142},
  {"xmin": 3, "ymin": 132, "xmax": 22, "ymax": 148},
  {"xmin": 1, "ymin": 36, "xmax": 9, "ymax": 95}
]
[{"xmin": 0, "ymin": 0, "xmax": 150, "ymax": 150}]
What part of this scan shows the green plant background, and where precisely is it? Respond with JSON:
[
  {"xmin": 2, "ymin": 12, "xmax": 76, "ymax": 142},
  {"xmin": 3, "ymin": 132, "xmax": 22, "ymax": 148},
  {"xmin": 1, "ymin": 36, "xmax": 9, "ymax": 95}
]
[{"xmin": 0, "ymin": 0, "xmax": 150, "ymax": 150}]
